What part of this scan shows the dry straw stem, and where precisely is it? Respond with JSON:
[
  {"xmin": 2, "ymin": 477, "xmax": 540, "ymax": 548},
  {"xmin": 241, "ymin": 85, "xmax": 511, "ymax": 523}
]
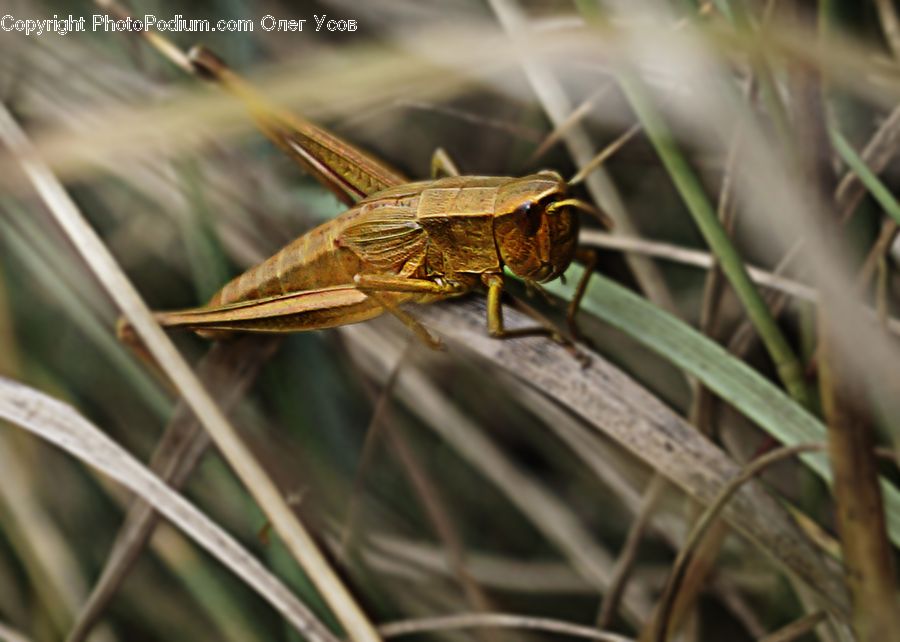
[
  {"xmin": 467, "ymin": 0, "xmax": 680, "ymax": 315},
  {"xmin": 350, "ymin": 338, "xmax": 764, "ymax": 635},
  {"xmin": 875, "ymin": 0, "xmax": 900, "ymax": 61},
  {"xmin": 345, "ymin": 322, "xmax": 655, "ymax": 625},
  {"xmin": 594, "ymin": 31, "xmax": 745, "ymax": 629},
  {"xmin": 0, "ymin": 26, "xmax": 527, "ymax": 195},
  {"xmin": 485, "ymin": 10, "xmax": 688, "ymax": 629},
  {"xmin": 831, "ymin": 128, "xmax": 900, "ymax": 229},
  {"xmin": 359, "ymin": 533, "xmax": 641, "ymax": 595},
  {"xmin": 546, "ymin": 265, "xmax": 900, "ymax": 553},
  {"xmin": 643, "ymin": 443, "xmax": 827, "ymax": 642},
  {"xmin": 576, "ymin": 3, "xmax": 813, "ymax": 428},
  {"xmin": 596, "ymin": 476, "xmax": 667, "ymax": 629},
  {"xmin": 528, "ymin": 84, "xmax": 616, "ymax": 163},
  {"xmin": 0, "ymin": 434, "xmax": 115, "ymax": 642},
  {"xmin": 835, "ymin": 103, "xmax": 900, "ymax": 221},
  {"xmin": 0, "ymin": 376, "xmax": 337, "ymax": 642},
  {"xmin": 0, "ymin": 44, "xmax": 461, "ymax": 195},
  {"xmin": 377, "ymin": 613, "xmax": 634, "ymax": 641},
  {"xmin": 756, "ymin": 611, "xmax": 828, "ymax": 642},
  {"xmin": 347, "ymin": 319, "xmax": 794, "ymax": 631},
  {"xmin": 352, "ymin": 361, "xmax": 497, "ymax": 621},
  {"xmin": 662, "ymin": 107, "xmax": 744, "ymax": 636},
  {"xmin": 0, "ymin": 213, "xmax": 170, "ymax": 419},
  {"xmin": 0, "ymin": 620, "xmax": 31, "ymax": 642},
  {"xmin": 720, "ymin": 98, "xmax": 900, "ymax": 367},
  {"xmin": 612, "ymin": 64, "xmax": 809, "ymax": 407},
  {"xmin": 0, "ymin": 105, "xmax": 380, "ymax": 642},
  {"xmin": 494, "ymin": 370, "xmax": 767, "ymax": 635},
  {"xmin": 744, "ymin": 100, "xmax": 900, "ymax": 303},
  {"xmin": 604, "ymin": 1, "xmax": 900, "ymax": 468},
  {"xmin": 2, "ymin": 17, "xmax": 899, "ymax": 193},
  {"xmin": 818, "ymin": 318, "xmax": 900, "ymax": 642},
  {"xmin": 0, "ymin": 202, "xmax": 268, "ymax": 640},
  {"xmin": 578, "ymin": 230, "xmax": 900, "ymax": 336},
  {"xmin": 66, "ymin": 336, "xmax": 281, "ymax": 642},
  {"xmin": 348, "ymin": 303, "xmax": 850, "ymax": 621}
]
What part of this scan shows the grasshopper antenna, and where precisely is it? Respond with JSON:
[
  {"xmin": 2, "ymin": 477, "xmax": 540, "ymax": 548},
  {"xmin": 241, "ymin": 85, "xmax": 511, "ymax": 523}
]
[{"xmin": 548, "ymin": 198, "xmax": 614, "ymax": 230}]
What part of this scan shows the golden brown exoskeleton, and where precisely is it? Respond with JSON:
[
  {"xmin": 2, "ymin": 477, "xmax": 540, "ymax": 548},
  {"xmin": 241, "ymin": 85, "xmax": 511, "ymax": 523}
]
[{"xmin": 121, "ymin": 45, "xmax": 607, "ymax": 349}]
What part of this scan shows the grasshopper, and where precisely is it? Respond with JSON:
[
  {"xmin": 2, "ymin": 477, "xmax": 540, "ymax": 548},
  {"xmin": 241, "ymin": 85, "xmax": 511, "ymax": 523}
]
[{"xmin": 121, "ymin": 45, "xmax": 608, "ymax": 350}]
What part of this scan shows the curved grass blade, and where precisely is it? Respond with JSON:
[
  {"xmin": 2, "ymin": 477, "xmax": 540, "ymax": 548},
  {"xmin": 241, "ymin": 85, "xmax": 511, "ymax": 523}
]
[
  {"xmin": 0, "ymin": 101, "xmax": 381, "ymax": 642},
  {"xmin": 543, "ymin": 265, "xmax": 900, "ymax": 549},
  {"xmin": 0, "ymin": 376, "xmax": 338, "ymax": 642},
  {"xmin": 67, "ymin": 336, "xmax": 281, "ymax": 642},
  {"xmin": 406, "ymin": 300, "xmax": 851, "ymax": 621}
]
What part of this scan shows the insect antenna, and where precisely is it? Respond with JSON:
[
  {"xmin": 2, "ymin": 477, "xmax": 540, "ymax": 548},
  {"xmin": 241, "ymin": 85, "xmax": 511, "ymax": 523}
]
[{"xmin": 547, "ymin": 198, "xmax": 614, "ymax": 229}]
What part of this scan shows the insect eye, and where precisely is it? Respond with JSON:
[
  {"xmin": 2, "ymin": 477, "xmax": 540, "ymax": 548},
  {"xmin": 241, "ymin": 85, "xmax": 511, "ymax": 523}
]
[{"xmin": 516, "ymin": 201, "xmax": 542, "ymax": 235}]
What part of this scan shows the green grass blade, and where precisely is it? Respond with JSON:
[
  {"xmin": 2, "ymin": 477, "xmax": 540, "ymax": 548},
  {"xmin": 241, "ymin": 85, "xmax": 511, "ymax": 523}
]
[
  {"xmin": 614, "ymin": 69, "xmax": 810, "ymax": 408},
  {"xmin": 830, "ymin": 127, "xmax": 900, "ymax": 227}
]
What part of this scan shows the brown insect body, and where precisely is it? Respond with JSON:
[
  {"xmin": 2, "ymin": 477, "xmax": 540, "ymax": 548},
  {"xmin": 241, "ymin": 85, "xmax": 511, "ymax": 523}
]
[{"xmin": 155, "ymin": 171, "xmax": 577, "ymax": 337}]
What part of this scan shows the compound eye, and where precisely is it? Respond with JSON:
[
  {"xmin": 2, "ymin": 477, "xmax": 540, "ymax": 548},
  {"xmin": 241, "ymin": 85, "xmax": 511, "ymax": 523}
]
[{"xmin": 515, "ymin": 201, "xmax": 542, "ymax": 236}]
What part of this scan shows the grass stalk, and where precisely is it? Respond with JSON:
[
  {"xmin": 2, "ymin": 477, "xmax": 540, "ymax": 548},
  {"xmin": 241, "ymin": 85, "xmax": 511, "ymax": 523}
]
[
  {"xmin": 613, "ymin": 67, "xmax": 810, "ymax": 407},
  {"xmin": 830, "ymin": 128, "xmax": 900, "ymax": 227},
  {"xmin": 0, "ymin": 103, "xmax": 381, "ymax": 642},
  {"xmin": 818, "ymin": 316, "xmax": 900, "ymax": 642}
]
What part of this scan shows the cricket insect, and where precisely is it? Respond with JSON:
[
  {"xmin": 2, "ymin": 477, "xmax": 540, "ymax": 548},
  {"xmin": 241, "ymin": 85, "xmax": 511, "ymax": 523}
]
[{"xmin": 119, "ymin": 42, "xmax": 610, "ymax": 352}]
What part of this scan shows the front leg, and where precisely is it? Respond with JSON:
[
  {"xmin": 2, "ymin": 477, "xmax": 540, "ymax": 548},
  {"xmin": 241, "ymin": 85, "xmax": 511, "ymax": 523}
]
[
  {"xmin": 483, "ymin": 274, "xmax": 562, "ymax": 341},
  {"xmin": 484, "ymin": 274, "xmax": 589, "ymax": 365}
]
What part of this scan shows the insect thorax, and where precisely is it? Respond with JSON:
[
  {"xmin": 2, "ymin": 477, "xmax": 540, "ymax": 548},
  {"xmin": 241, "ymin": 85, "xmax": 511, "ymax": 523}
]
[{"xmin": 417, "ymin": 185, "xmax": 502, "ymax": 275}]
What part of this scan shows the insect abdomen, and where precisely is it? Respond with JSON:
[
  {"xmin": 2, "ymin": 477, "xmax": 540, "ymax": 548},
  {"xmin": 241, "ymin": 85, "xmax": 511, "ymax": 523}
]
[{"xmin": 209, "ymin": 214, "xmax": 366, "ymax": 307}]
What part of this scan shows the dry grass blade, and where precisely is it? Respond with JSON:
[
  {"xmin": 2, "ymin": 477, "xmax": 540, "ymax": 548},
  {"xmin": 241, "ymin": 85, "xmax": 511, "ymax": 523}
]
[
  {"xmin": 527, "ymin": 85, "xmax": 612, "ymax": 163},
  {"xmin": 644, "ymin": 444, "xmax": 827, "ymax": 642},
  {"xmin": 875, "ymin": 0, "xmax": 900, "ymax": 61},
  {"xmin": 492, "ymin": 376, "xmax": 766, "ymax": 634},
  {"xmin": 0, "ymin": 103, "xmax": 380, "ymax": 642},
  {"xmin": 362, "ymin": 535, "xmax": 596, "ymax": 594},
  {"xmin": 346, "ymin": 346, "xmax": 497, "ymax": 624},
  {"xmin": 0, "ymin": 376, "xmax": 337, "ymax": 642},
  {"xmin": 835, "ymin": 103, "xmax": 900, "ymax": 221},
  {"xmin": 570, "ymin": 124, "xmax": 642, "ymax": 186},
  {"xmin": 756, "ymin": 611, "xmax": 827, "ymax": 642},
  {"xmin": 377, "ymin": 613, "xmax": 635, "ymax": 641},
  {"xmin": 3, "ymin": 1, "xmax": 900, "ymax": 639},
  {"xmin": 818, "ymin": 318, "xmax": 900, "ymax": 641},
  {"xmin": 579, "ymin": 231, "xmax": 820, "ymax": 302},
  {"xmin": 0, "ymin": 265, "xmax": 20, "ymax": 378},
  {"xmin": 856, "ymin": 219, "xmax": 900, "ymax": 290},
  {"xmin": 487, "ymin": 0, "xmax": 678, "ymax": 314},
  {"xmin": 597, "ymin": 476, "xmax": 666, "ymax": 629},
  {"xmin": 378, "ymin": 407, "xmax": 495, "ymax": 619},
  {"xmin": 67, "ymin": 336, "xmax": 281, "ymax": 642},
  {"xmin": 724, "ymin": 97, "xmax": 900, "ymax": 360},
  {"xmin": 603, "ymin": 1, "xmax": 900, "ymax": 416},
  {"xmin": 345, "ymin": 322, "xmax": 655, "ymax": 625},
  {"xmin": 660, "ymin": 114, "xmax": 744, "ymax": 636},
  {"xmin": 0, "ymin": 620, "xmax": 32, "ymax": 642},
  {"xmin": 0, "ymin": 436, "xmax": 114, "ymax": 642},
  {"xmin": 376, "ymin": 301, "xmax": 848, "ymax": 621}
]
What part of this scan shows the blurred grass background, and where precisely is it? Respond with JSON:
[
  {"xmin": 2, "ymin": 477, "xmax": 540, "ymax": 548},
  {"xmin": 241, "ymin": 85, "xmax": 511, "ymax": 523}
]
[{"xmin": 1, "ymin": 1, "xmax": 899, "ymax": 641}]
